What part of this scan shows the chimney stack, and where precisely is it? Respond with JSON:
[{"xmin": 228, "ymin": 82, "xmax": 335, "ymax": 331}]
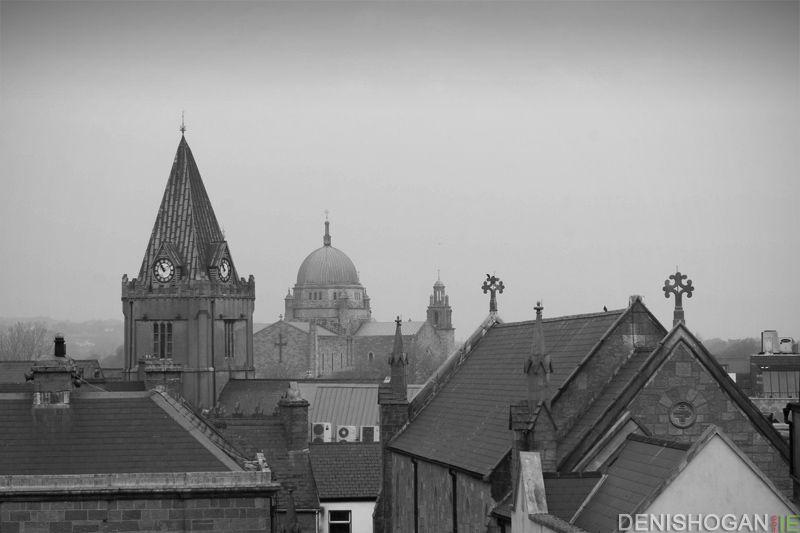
[
  {"xmin": 30, "ymin": 334, "xmax": 80, "ymax": 408},
  {"xmin": 278, "ymin": 385, "xmax": 310, "ymax": 452}
]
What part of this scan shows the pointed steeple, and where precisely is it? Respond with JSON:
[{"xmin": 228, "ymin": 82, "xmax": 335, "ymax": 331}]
[
  {"xmin": 525, "ymin": 302, "xmax": 552, "ymax": 409},
  {"xmin": 138, "ymin": 135, "xmax": 229, "ymax": 283},
  {"xmin": 389, "ymin": 317, "xmax": 408, "ymax": 397}
]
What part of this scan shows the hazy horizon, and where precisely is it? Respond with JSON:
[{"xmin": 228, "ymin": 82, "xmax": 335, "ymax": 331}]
[{"xmin": 1, "ymin": 1, "xmax": 798, "ymax": 341}]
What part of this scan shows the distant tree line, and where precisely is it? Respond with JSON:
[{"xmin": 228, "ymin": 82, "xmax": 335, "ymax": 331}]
[
  {"xmin": 0, "ymin": 321, "xmax": 54, "ymax": 361},
  {"xmin": 702, "ymin": 337, "xmax": 760, "ymax": 359}
]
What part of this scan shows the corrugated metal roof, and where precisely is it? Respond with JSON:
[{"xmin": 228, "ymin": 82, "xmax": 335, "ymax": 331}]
[
  {"xmin": 305, "ymin": 383, "xmax": 423, "ymax": 429},
  {"xmin": 354, "ymin": 321, "xmax": 425, "ymax": 337},
  {"xmin": 218, "ymin": 379, "xmax": 422, "ymax": 434}
]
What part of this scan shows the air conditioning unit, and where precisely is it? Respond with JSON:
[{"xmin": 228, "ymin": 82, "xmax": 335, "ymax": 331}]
[
  {"xmin": 360, "ymin": 425, "xmax": 380, "ymax": 443},
  {"xmin": 780, "ymin": 338, "xmax": 795, "ymax": 354},
  {"xmin": 312, "ymin": 422, "xmax": 332, "ymax": 443},
  {"xmin": 337, "ymin": 425, "xmax": 357, "ymax": 443}
]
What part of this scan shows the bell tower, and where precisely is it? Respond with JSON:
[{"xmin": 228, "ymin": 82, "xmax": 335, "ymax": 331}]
[
  {"xmin": 426, "ymin": 273, "xmax": 455, "ymax": 355},
  {"xmin": 121, "ymin": 130, "xmax": 255, "ymax": 408}
]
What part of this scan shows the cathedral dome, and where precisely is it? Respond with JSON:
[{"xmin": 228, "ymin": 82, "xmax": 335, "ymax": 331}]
[{"xmin": 296, "ymin": 221, "xmax": 360, "ymax": 285}]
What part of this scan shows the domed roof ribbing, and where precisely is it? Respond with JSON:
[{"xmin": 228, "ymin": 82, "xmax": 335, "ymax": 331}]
[{"xmin": 296, "ymin": 222, "xmax": 360, "ymax": 285}]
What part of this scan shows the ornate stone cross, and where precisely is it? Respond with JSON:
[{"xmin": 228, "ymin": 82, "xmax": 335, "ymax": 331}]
[
  {"xmin": 663, "ymin": 270, "xmax": 694, "ymax": 327},
  {"xmin": 275, "ymin": 333, "xmax": 288, "ymax": 363},
  {"xmin": 482, "ymin": 274, "xmax": 505, "ymax": 313}
]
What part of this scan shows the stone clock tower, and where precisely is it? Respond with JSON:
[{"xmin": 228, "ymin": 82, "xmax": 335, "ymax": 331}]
[{"xmin": 122, "ymin": 132, "xmax": 255, "ymax": 408}]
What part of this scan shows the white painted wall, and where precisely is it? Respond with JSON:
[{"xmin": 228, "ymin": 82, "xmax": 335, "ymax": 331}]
[
  {"xmin": 645, "ymin": 434, "xmax": 796, "ymax": 531},
  {"xmin": 318, "ymin": 500, "xmax": 375, "ymax": 533}
]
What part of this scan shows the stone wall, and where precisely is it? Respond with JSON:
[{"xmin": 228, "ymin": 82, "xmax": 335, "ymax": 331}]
[
  {"xmin": 554, "ymin": 303, "xmax": 664, "ymax": 441},
  {"xmin": 629, "ymin": 342, "xmax": 792, "ymax": 496},
  {"xmin": 386, "ymin": 451, "xmax": 496, "ymax": 533},
  {"xmin": 0, "ymin": 497, "xmax": 270, "ymax": 533},
  {"xmin": 253, "ymin": 323, "xmax": 312, "ymax": 379}
]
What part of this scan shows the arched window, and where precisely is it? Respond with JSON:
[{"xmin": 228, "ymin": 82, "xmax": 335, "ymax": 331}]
[
  {"xmin": 434, "ymin": 311, "xmax": 439, "ymax": 326},
  {"xmin": 368, "ymin": 351, "xmax": 374, "ymax": 362}
]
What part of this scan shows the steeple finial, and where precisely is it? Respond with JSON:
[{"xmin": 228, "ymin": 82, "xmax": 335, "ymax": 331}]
[
  {"xmin": 323, "ymin": 214, "xmax": 331, "ymax": 246},
  {"xmin": 180, "ymin": 111, "xmax": 186, "ymax": 136},
  {"xmin": 482, "ymin": 274, "xmax": 505, "ymax": 314},
  {"xmin": 663, "ymin": 270, "xmax": 694, "ymax": 327}
]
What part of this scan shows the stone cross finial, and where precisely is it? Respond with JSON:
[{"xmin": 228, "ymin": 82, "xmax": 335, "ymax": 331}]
[
  {"xmin": 482, "ymin": 274, "xmax": 505, "ymax": 313},
  {"xmin": 663, "ymin": 270, "xmax": 694, "ymax": 327},
  {"xmin": 274, "ymin": 333, "xmax": 288, "ymax": 363}
]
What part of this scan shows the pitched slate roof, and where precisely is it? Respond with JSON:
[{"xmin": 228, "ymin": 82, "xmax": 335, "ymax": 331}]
[
  {"xmin": 354, "ymin": 321, "xmax": 425, "ymax": 337},
  {"xmin": 572, "ymin": 435, "xmax": 690, "ymax": 533},
  {"xmin": 137, "ymin": 135, "xmax": 229, "ymax": 283},
  {"xmin": 0, "ymin": 390, "xmax": 240, "ymax": 475},
  {"xmin": 0, "ymin": 361, "xmax": 33, "ymax": 383},
  {"xmin": 217, "ymin": 379, "xmax": 291, "ymax": 417},
  {"xmin": 542, "ymin": 472, "xmax": 603, "ymax": 522},
  {"xmin": 216, "ymin": 418, "xmax": 320, "ymax": 512},
  {"xmin": 309, "ymin": 443, "xmax": 381, "ymax": 500},
  {"xmin": 388, "ymin": 310, "xmax": 625, "ymax": 476}
]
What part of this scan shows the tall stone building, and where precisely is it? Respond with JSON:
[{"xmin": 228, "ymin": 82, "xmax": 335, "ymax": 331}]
[
  {"xmin": 122, "ymin": 133, "xmax": 255, "ymax": 408},
  {"xmin": 254, "ymin": 222, "xmax": 455, "ymax": 381}
]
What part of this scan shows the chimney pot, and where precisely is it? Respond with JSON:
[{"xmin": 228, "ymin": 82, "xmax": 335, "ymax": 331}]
[{"xmin": 54, "ymin": 334, "xmax": 66, "ymax": 357}]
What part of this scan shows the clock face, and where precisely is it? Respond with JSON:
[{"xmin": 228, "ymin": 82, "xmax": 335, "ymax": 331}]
[
  {"xmin": 219, "ymin": 258, "xmax": 232, "ymax": 283},
  {"xmin": 154, "ymin": 258, "xmax": 174, "ymax": 283}
]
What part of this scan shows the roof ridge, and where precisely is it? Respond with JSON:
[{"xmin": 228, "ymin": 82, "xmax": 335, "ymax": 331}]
[{"xmin": 497, "ymin": 309, "xmax": 626, "ymax": 328}]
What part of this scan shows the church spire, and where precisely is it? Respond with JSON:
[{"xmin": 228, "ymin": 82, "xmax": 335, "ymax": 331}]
[{"xmin": 138, "ymin": 135, "xmax": 226, "ymax": 283}]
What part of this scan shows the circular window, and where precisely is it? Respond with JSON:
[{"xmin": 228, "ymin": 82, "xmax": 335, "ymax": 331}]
[{"xmin": 669, "ymin": 401, "xmax": 697, "ymax": 428}]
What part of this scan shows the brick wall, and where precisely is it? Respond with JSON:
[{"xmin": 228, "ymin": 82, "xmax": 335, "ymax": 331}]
[
  {"xmin": 0, "ymin": 497, "xmax": 270, "ymax": 533},
  {"xmin": 629, "ymin": 342, "xmax": 792, "ymax": 496}
]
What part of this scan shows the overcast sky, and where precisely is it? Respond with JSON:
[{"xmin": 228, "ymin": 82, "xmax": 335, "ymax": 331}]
[{"xmin": 1, "ymin": 1, "xmax": 797, "ymax": 342}]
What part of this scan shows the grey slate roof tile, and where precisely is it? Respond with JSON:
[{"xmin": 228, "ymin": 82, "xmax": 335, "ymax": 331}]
[
  {"xmin": 215, "ymin": 418, "xmax": 320, "ymax": 512},
  {"xmin": 0, "ymin": 392, "xmax": 233, "ymax": 475},
  {"xmin": 543, "ymin": 472, "xmax": 603, "ymax": 522},
  {"xmin": 308, "ymin": 443, "xmax": 381, "ymax": 500},
  {"xmin": 389, "ymin": 311, "xmax": 624, "ymax": 476},
  {"xmin": 572, "ymin": 435, "xmax": 689, "ymax": 533}
]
